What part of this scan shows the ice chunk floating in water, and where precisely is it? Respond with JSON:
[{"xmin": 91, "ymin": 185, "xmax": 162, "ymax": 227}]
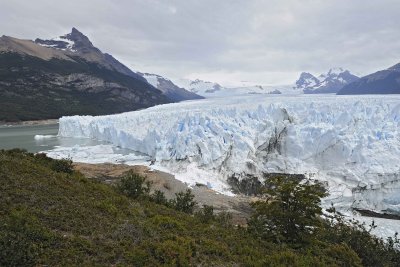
[
  {"xmin": 57, "ymin": 95, "xmax": 400, "ymax": 215},
  {"xmin": 34, "ymin": 134, "xmax": 57, "ymax": 140}
]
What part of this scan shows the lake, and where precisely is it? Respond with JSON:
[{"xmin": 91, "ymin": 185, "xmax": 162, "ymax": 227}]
[{"xmin": 0, "ymin": 123, "xmax": 113, "ymax": 153}]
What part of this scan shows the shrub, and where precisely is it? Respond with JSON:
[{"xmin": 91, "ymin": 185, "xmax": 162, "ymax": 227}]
[
  {"xmin": 195, "ymin": 205, "xmax": 215, "ymax": 223},
  {"xmin": 0, "ymin": 210, "xmax": 54, "ymax": 267},
  {"xmin": 321, "ymin": 208, "xmax": 400, "ymax": 266},
  {"xmin": 117, "ymin": 171, "xmax": 151, "ymax": 199},
  {"xmin": 34, "ymin": 153, "xmax": 74, "ymax": 174},
  {"xmin": 151, "ymin": 190, "xmax": 168, "ymax": 206},
  {"xmin": 170, "ymin": 189, "xmax": 197, "ymax": 214},
  {"xmin": 248, "ymin": 176, "xmax": 327, "ymax": 244},
  {"xmin": 51, "ymin": 158, "xmax": 74, "ymax": 174},
  {"xmin": 215, "ymin": 211, "xmax": 233, "ymax": 227}
]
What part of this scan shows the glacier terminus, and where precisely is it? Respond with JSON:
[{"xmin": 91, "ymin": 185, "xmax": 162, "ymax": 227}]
[{"xmin": 48, "ymin": 94, "xmax": 400, "ymax": 235}]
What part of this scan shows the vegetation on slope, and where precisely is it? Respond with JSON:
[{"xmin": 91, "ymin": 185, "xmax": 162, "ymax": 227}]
[
  {"xmin": 0, "ymin": 52, "xmax": 168, "ymax": 122},
  {"xmin": 0, "ymin": 149, "xmax": 399, "ymax": 266}
]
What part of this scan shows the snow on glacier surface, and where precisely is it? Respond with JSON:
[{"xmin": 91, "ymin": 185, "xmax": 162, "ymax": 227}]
[{"xmin": 57, "ymin": 94, "xmax": 400, "ymax": 214}]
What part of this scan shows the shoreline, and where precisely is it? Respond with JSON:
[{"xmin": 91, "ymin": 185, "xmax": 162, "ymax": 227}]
[
  {"xmin": 73, "ymin": 162, "xmax": 253, "ymax": 225},
  {"xmin": 0, "ymin": 119, "xmax": 59, "ymax": 127}
]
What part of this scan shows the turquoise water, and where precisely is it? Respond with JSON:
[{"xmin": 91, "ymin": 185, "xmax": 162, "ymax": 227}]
[{"xmin": 0, "ymin": 123, "xmax": 110, "ymax": 153}]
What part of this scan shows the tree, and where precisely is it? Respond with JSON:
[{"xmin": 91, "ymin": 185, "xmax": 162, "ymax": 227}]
[
  {"xmin": 170, "ymin": 189, "xmax": 197, "ymax": 214},
  {"xmin": 151, "ymin": 190, "xmax": 168, "ymax": 205},
  {"xmin": 248, "ymin": 176, "xmax": 327, "ymax": 244},
  {"xmin": 195, "ymin": 205, "xmax": 215, "ymax": 223},
  {"xmin": 117, "ymin": 171, "xmax": 151, "ymax": 199}
]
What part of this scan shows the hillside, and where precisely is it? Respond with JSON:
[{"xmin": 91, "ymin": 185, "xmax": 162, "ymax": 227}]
[
  {"xmin": 338, "ymin": 63, "xmax": 400, "ymax": 95},
  {"xmin": 1, "ymin": 149, "xmax": 400, "ymax": 266},
  {"xmin": 0, "ymin": 51, "xmax": 168, "ymax": 121},
  {"xmin": 140, "ymin": 73, "xmax": 203, "ymax": 102}
]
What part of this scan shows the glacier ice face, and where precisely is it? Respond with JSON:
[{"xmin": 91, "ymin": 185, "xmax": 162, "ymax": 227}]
[{"xmin": 58, "ymin": 94, "xmax": 400, "ymax": 214}]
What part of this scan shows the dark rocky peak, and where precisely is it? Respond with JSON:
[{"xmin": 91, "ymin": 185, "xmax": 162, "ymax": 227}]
[
  {"xmin": 35, "ymin": 27, "xmax": 99, "ymax": 53},
  {"xmin": 191, "ymin": 79, "xmax": 213, "ymax": 85},
  {"xmin": 64, "ymin": 27, "xmax": 97, "ymax": 52},
  {"xmin": 326, "ymin": 67, "xmax": 344, "ymax": 76}
]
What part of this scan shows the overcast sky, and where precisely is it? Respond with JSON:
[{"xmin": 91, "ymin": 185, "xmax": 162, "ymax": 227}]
[{"xmin": 1, "ymin": 0, "xmax": 400, "ymax": 86}]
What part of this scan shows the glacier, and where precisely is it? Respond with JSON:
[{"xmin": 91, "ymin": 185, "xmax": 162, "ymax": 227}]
[{"xmin": 57, "ymin": 94, "xmax": 400, "ymax": 217}]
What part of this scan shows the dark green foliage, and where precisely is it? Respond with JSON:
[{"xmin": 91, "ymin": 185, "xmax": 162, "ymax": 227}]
[
  {"xmin": 150, "ymin": 190, "xmax": 168, "ymax": 205},
  {"xmin": 0, "ymin": 150, "xmax": 271, "ymax": 265},
  {"xmin": 215, "ymin": 211, "xmax": 233, "ymax": 227},
  {"xmin": 33, "ymin": 153, "xmax": 73, "ymax": 174},
  {"xmin": 0, "ymin": 209, "xmax": 55, "ymax": 267},
  {"xmin": 50, "ymin": 158, "xmax": 74, "ymax": 174},
  {"xmin": 319, "ymin": 207, "xmax": 400, "ymax": 266},
  {"xmin": 117, "ymin": 170, "xmax": 151, "ymax": 199},
  {"xmin": 249, "ymin": 176, "xmax": 327, "ymax": 244},
  {"xmin": 195, "ymin": 205, "xmax": 215, "ymax": 223},
  {"xmin": 169, "ymin": 189, "xmax": 197, "ymax": 214}
]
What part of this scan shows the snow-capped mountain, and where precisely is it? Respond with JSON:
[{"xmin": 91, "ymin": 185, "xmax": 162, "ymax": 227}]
[
  {"xmin": 174, "ymin": 79, "xmax": 296, "ymax": 97},
  {"xmin": 175, "ymin": 79, "xmax": 224, "ymax": 96},
  {"xmin": 139, "ymin": 73, "xmax": 203, "ymax": 102},
  {"xmin": 295, "ymin": 72, "xmax": 320, "ymax": 90},
  {"xmin": 295, "ymin": 68, "xmax": 359, "ymax": 94},
  {"xmin": 338, "ymin": 62, "xmax": 400, "ymax": 95},
  {"xmin": 35, "ymin": 27, "xmax": 144, "ymax": 80},
  {"xmin": 35, "ymin": 28, "xmax": 201, "ymax": 102}
]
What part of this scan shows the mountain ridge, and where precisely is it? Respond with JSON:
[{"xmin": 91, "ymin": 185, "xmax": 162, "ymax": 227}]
[
  {"xmin": 0, "ymin": 28, "xmax": 201, "ymax": 121},
  {"xmin": 294, "ymin": 68, "xmax": 359, "ymax": 94},
  {"xmin": 338, "ymin": 62, "xmax": 400, "ymax": 95},
  {"xmin": 140, "ymin": 73, "xmax": 204, "ymax": 102}
]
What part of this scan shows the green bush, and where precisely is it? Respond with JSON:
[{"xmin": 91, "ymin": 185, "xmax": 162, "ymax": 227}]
[
  {"xmin": 50, "ymin": 158, "xmax": 74, "ymax": 174},
  {"xmin": 249, "ymin": 176, "xmax": 327, "ymax": 244},
  {"xmin": 117, "ymin": 171, "xmax": 151, "ymax": 199},
  {"xmin": 195, "ymin": 205, "xmax": 215, "ymax": 223},
  {"xmin": 33, "ymin": 153, "xmax": 74, "ymax": 174},
  {"xmin": 320, "ymin": 208, "xmax": 400, "ymax": 266},
  {"xmin": 0, "ymin": 209, "xmax": 54, "ymax": 267},
  {"xmin": 151, "ymin": 190, "xmax": 168, "ymax": 205},
  {"xmin": 169, "ymin": 189, "xmax": 197, "ymax": 214},
  {"xmin": 215, "ymin": 211, "xmax": 233, "ymax": 227}
]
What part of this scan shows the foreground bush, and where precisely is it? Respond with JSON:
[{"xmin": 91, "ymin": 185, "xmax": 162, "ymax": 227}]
[
  {"xmin": 117, "ymin": 170, "xmax": 151, "ymax": 199},
  {"xmin": 249, "ymin": 176, "xmax": 327, "ymax": 244},
  {"xmin": 169, "ymin": 189, "xmax": 197, "ymax": 214}
]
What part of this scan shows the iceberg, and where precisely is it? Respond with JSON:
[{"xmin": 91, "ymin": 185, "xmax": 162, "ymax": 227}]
[{"xmin": 58, "ymin": 94, "xmax": 400, "ymax": 215}]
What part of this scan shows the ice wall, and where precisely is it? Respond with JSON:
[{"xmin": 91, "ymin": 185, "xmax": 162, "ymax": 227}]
[{"xmin": 58, "ymin": 95, "xmax": 400, "ymax": 214}]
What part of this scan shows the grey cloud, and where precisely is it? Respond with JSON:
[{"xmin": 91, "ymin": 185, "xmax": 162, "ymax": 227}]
[{"xmin": 0, "ymin": 0, "xmax": 399, "ymax": 85}]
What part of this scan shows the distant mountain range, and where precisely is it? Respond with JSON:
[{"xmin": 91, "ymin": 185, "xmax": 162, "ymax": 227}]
[
  {"xmin": 175, "ymin": 79, "xmax": 223, "ymax": 96},
  {"xmin": 337, "ymin": 63, "xmax": 400, "ymax": 95},
  {"xmin": 0, "ymin": 28, "xmax": 200, "ymax": 122},
  {"xmin": 139, "ymin": 73, "xmax": 203, "ymax": 102},
  {"xmin": 176, "ymin": 68, "xmax": 362, "ymax": 98},
  {"xmin": 174, "ymin": 79, "xmax": 295, "ymax": 97},
  {"xmin": 294, "ymin": 68, "xmax": 360, "ymax": 94}
]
